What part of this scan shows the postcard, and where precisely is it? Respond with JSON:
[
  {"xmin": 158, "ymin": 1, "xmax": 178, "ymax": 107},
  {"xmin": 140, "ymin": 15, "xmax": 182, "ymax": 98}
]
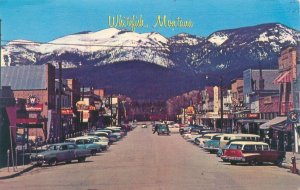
[{"xmin": 0, "ymin": 0, "xmax": 300, "ymax": 189}]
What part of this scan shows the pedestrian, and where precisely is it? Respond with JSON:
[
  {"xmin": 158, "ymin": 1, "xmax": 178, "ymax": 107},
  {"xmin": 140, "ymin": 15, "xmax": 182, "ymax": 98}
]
[{"xmin": 153, "ymin": 124, "xmax": 158, "ymax": 134}]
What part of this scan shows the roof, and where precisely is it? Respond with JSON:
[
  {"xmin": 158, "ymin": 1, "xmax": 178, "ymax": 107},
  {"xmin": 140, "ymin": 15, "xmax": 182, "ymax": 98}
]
[
  {"xmin": 1, "ymin": 65, "xmax": 47, "ymax": 90},
  {"xmin": 204, "ymin": 133, "xmax": 222, "ymax": 137},
  {"xmin": 230, "ymin": 141, "xmax": 268, "ymax": 146},
  {"xmin": 259, "ymin": 116, "xmax": 286, "ymax": 130}
]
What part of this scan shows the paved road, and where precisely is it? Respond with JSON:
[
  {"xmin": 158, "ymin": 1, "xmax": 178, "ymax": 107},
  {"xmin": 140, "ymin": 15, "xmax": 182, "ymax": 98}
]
[{"xmin": 1, "ymin": 125, "xmax": 300, "ymax": 190}]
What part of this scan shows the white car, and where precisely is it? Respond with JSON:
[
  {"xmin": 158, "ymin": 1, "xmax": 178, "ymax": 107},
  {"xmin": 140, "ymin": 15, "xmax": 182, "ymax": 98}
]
[
  {"xmin": 168, "ymin": 123, "xmax": 180, "ymax": 133},
  {"xmin": 81, "ymin": 136, "xmax": 109, "ymax": 151},
  {"xmin": 198, "ymin": 133, "xmax": 221, "ymax": 148}
]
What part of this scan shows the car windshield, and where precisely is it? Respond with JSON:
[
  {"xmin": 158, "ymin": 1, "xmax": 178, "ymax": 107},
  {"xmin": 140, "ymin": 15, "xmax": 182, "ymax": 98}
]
[
  {"xmin": 212, "ymin": 136, "xmax": 221, "ymax": 140},
  {"xmin": 158, "ymin": 125, "xmax": 167, "ymax": 129},
  {"xmin": 47, "ymin": 145, "xmax": 58, "ymax": 150}
]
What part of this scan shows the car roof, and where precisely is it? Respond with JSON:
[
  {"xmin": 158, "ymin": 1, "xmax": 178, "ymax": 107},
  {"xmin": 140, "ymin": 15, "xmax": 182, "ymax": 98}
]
[
  {"xmin": 231, "ymin": 134, "xmax": 260, "ymax": 137},
  {"xmin": 229, "ymin": 141, "xmax": 268, "ymax": 146},
  {"xmin": 66, "ymin": 137, "xmax": 91, "ymax": 140},
  {"xmin": 204, "ymin": 133, "xmax": 222, "ymax": 137},
  {"xmin": 90, "ymin": 131, "xmax": 109, "ymax": 134},
  {"xmin": 49, "ymin": 142, "xmax": 75, "ymax": 146}
]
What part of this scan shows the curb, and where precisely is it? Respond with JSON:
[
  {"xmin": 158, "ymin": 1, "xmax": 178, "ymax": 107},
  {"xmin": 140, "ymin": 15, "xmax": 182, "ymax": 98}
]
[
  {"xmin": 279, "ymin": 163, "xmax": 300, "ymax": 175},
  {"xmin": 0, "ymin": 165, "xmax": 35, "ymax": 180}
]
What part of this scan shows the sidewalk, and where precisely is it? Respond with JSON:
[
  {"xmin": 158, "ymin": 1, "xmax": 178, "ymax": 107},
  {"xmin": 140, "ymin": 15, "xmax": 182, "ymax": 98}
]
[
  {"xmin": 0, "ymin": 164, "xmax": 35, "ymax": 179},
  {"xmin": 280, "ymin": 152, "xmax": 300, "ymax": 175}
]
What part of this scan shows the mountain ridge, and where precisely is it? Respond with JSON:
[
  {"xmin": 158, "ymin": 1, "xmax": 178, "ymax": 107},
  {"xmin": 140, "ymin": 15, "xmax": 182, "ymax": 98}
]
[{"xmin": 1, "ymin": 23, "xmax": 299, "ymax": 100}]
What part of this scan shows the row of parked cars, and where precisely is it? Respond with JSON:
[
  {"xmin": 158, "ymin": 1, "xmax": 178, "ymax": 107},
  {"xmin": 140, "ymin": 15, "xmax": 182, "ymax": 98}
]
[
  {"xmin": 181, "ymin": 125, "xmax": 286, "ymax": 166},
  {"xmin": 30, "ymin": 125, "xmax": 136, "ymax": 166}
]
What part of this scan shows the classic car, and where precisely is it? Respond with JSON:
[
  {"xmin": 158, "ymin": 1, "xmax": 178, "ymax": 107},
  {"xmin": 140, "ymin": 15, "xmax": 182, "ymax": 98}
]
[
  {"xmin": 105, "ymin": 127, "xmax": 124, "ymax": 139},
  {"xmin": 222, "ymin": 141, "xmax": 285, "ymax": 166},
  {"xmin": 88, "ymin": 131, "xmax": 116, "ymax": 144},
  {"xmin": 218, "ymin": 138, "xmax": 260, "ymax": 158},
  {"xmin": 203, "ymin": 135, "xmax": 222, "ymax": 153},
  {"xmin": 65, "ymin": 137, "xmax": 102, "ymax": 155},
  {"xmin": 80, "ymin": 136, "xmax": 109, "ymax": 151},
  {"xmin": 157, "ymin": 124, "xmax": 170, "ymax": 135},
  {"xmin": 96, "ymin": 129, "xmax": 119, "ymax": 142},
  {"xmin": 30, "ymin": 143, "xmax": 91, "ymax": 166},
  {"xmin": 199, "ymin": 133, "xmax": 221, "ymax": 148}
]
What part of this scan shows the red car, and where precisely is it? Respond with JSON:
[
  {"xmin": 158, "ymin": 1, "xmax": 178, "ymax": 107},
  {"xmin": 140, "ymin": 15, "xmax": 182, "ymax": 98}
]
[{"xmin": 222, "ymin": 141, "xmax": 285, "ymax": 166}]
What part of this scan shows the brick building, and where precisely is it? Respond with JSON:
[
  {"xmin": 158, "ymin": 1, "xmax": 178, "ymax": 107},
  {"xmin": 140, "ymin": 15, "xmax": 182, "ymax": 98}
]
[{"xmin": 1, "ymin": 64, "xmax": 55, "ymax": 140}]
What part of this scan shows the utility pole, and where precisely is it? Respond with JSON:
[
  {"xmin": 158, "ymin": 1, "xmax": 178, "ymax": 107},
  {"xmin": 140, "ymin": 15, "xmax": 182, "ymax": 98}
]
[
  {"xmin": 110, "ymin": 94, "xmax": 113, "ymax": 126},
  {"xmin": 0, "ymin": 19, "xmax": 2, "ymax": 89},
  {"xmin": 80, "ymin": 86, "xmax": 84, "ymax": 132},
  {"xmin": 58, "ymin": 62, "xmax": 63, "ymax": 141},
  {"xmin": 220, "ymin": 76, "xmax": 224, "ymax": 133}
]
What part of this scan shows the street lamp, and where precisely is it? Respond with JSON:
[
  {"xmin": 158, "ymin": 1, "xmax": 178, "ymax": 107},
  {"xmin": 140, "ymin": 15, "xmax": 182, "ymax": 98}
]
[{"xmin": 206, "ymin": 75, "xmax": 224, "ymax": 133}]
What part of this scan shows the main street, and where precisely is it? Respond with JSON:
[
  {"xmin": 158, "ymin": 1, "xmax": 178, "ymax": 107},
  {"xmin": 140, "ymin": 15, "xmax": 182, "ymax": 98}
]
[{"xmin": 1, "ymin": 123, "xmax": 300, "ymax": 190}]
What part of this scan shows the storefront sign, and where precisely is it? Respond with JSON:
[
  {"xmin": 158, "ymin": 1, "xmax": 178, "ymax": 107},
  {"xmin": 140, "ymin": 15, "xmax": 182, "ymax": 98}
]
[
  {"xmin": 26, "ymin": 95, "xmax": 43, "ymax": 111},
  {"xmin": 89, "ymin": 105, "xmax": 96, "ymax": 111},
  {"xmin": 26, "ymin": 104, "xmax": 43, "ymax": 111},
  {"xmin": 61, "ymin": 108, "xmax": 74, "ymax": 115},
  {"xmin": 287, "ymin": 111, "xmax": 300, "ymax": 123},
  {"xmin": 235, "ymin": 113, "xmax": 259, "ymax": 119},
  {"xmin": 76, "ymin": 101, "xmax": 89, "ymax": 111},
  {"xmin": 247, "ymin": 113, "xmax": 259, "ymax": 119},
  {"xmin": 185, "ymin": 106, "xmax": 195, "ymax": 115},
  {"xmin": 263, "ymin": 96, "xmax": 272, "ymax": 104}
]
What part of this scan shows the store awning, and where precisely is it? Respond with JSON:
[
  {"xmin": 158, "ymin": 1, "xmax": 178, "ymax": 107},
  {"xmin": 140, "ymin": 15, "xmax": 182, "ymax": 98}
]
[
  {"xmin": 259, "ymin": 116, "xmax": 286, "ymax": 130},
  {"xmin": 273, "ymin": 71, "xmax": 291, "ymax": 84},
  {"xmin": 271, "ymin": 124, "xmax": 288, "ymax": 132},
  {"xmin": 237, "ymin": 119, "xmax": 268, "ymax": 124}
]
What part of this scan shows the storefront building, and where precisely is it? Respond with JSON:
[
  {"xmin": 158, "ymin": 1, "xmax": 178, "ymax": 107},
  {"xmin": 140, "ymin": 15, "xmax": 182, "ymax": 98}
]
[{"xmin": 1, "ymin": 64, "xmax": 55, "ymax": 141}]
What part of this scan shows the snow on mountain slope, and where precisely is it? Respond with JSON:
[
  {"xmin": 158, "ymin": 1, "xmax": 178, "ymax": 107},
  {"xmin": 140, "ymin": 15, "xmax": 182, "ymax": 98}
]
[
  {"xmin": 1, "ymin": 28, "xmax": 172, "ymax": 68},
  {"xmin": 208, "ymin": 33, "xmax": 228, "ymax": 46},
  {"xmin": 1, "ymin": 23, "xmax": 299, "ymax": 74}
]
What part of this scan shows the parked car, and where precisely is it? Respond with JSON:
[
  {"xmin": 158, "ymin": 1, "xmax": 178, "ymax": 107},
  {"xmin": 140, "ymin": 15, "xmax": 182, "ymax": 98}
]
[
  {"xmin": 203, "ymin": 135, "xmax": 222, "ymax": 153},
  {"xmin": 65, "ymin": 137, "xmax": 102, "ymax": 155},
  {"xmin": 80, "ymin": 136, "xmax": 109, "ymax": 151},
  {"xmin": 222, "ymin": 141, "xmax": 285, "ymax": 166},
  {"xmin": 157, "ymin": 124, "xmax": 170, "ymax": 135},
  {"xmin": 218, "ymin": 134, "xmax": 260, "ymax": 150},
  {"xmin": 217, "ymin": 138, "xmax": 260, "ymax": 158},
  {"xmin": 199, "ymin": 133, "xmax": 221, "ymax": 148},
  {"xmin": 97, "ymin": 129, "xmax": 120, "ymax": 141},
  {"xmin": 88, "ymin": 131, "xmax": 116, "ymax": 144},
  {"xmin": 168, "ymin": 122, "xmax": 180, "ymax": 133},
  {"xmin": 30, "ymin": 143, "xmax": 91, "ymax": 166},
  {"xmin": 105, "ymin": 127, "xmax": 124, "ymax": 139}
]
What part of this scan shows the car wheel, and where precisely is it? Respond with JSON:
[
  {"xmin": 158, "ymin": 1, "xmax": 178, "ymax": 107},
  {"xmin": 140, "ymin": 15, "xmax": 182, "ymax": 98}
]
[
  {"xmin": 65, "ymin": 160, "xmax": 72, "ymax": 164},
  {"xmin": 230, "ymin": 161, "xmax": 237, "ymax": 165},
  {"xmin": 248, "ymin": 159, "xmax": 257, "ymax": 166},
  {"xmin": 48, "ymin": 158, "xmax": 57, "ymax": 166},
  {"xmin": 274, "ymin": 158, "xmax": 283, "ymax": 166},
  {"xmin": 91, "ymin": 150, "xmax": 97, "ymax": 156},
  {"xmin": 36, "ymin": 163, "xmax": 43, "ymax": 167},
  {"xmin": 78, "ymin": 157, "xmax": 86, "ymax": 163}
]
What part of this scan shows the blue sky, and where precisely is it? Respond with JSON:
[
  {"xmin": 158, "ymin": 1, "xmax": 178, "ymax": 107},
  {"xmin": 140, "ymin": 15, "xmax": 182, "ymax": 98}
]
[{"xmin": 0, "ymin": 0, "xmax": 299, "ymax": 42}]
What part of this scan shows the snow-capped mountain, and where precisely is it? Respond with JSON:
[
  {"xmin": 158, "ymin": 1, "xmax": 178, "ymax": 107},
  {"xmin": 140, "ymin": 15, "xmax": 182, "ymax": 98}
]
[
  {"xmin": 1, "ymin": 23, "xmax": 299, "ymax": 101},
  {"xmin": 2, "ymin": 28, "xmax": 172, "ymax": 68},
  {"xmin": 1, "ymin": 23, "xmax": 299, "ymax": 75},
  {"xmin": 170, "ymin": 23, "xmax": 299, "ymax": 74}
]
